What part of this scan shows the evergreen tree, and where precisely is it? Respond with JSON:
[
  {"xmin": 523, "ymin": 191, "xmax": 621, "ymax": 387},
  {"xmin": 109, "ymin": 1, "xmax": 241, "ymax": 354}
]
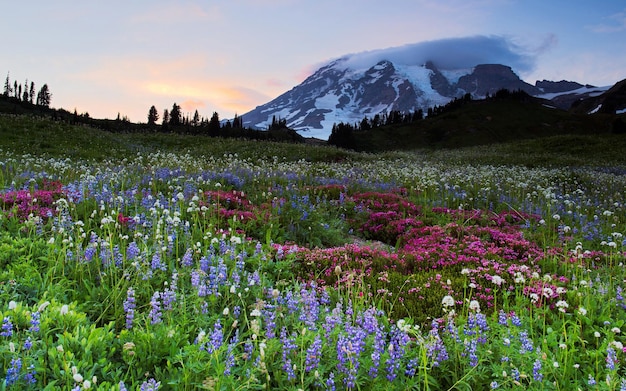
[
  {"xmin": 29, "ymin": 82, "xmax": 35, "ymax": 104},
  {"xmin": 169, "ymin": 103, "xmax": 181, "ymax": 126},
  {"xmin": 208, "ymin": 111, "xmax": 220, "ymax": 137},
  {"xmin": 13, "ymin": 81, "xmax": 17, "ymax": 98},
  {"xmin": 147, "ymin": 105, "xmax": 159, "ymax": 125},
  {"xmin": 162, "ymin": 109, "xmax": 170, "ymax": 125},
  {"xmin": 22, "ymin": 80, "xmax": 29, "ymax": 102},
  {"xmin": 192, "ymin": 109, "xmax": 200, "ymax": 127},
  {"xmin": 36, "ymin": 84, "xmax": 51, "ymax": 107},
  {"xmin": 3, "ymin": 73, "xmax": 10, "ymax": 96},
  {"xmin": 232, "ymin": 113, "xmax": 242, "ymax": 128}
]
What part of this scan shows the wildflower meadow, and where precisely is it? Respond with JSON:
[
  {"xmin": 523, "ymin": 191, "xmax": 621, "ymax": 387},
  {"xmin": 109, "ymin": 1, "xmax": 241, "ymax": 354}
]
[{"xmin": 1, "ymin": 118, "xmax": 626, "ymax": 390}]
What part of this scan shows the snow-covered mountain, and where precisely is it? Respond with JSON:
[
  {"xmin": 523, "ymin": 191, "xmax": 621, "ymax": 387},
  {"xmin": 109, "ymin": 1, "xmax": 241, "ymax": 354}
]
[{"xmin": 240, "ymin": 40, "xmax": 602, "ymax": 140}]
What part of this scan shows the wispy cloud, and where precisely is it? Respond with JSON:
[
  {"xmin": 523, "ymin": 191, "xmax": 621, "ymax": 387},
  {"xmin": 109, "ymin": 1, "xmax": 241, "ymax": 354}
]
[{"xmin": 587, "ymin": 9, "xmax": 626, "ymax": 33}]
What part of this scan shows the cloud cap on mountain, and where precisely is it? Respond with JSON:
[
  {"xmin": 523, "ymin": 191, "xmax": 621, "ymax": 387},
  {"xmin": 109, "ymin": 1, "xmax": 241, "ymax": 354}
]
[{"xmin": 339, "ymin": 35, "xmax": 535, "ymax": 74}]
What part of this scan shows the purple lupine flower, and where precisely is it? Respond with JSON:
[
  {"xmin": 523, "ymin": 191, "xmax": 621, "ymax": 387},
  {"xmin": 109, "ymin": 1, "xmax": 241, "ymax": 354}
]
[
  {"xmin": 181, "ymin": 248, "xmax": 194, "ymax": 267},
  {"xmin": 248, "ymin": 270, "xmax": 261, "ymax": 286},
  {"xmin": 607, "ymin": 347, "xmax": 617, "ymax": 370},
  {"xmin": 190, "ymin": 270, "xmax": 201, "ymax": 288},
  {"xmin": 280, "ymin": 327, "xmax": 297, "ymax": 380},
  {"xmin": 199, "ymin": 255, "xmax": 210, "ymax": 273},
  {"xmin": 119, "ymin": 381, "xmax": 129, "ymax": 391},
  {"xmin": 149, "ymin": 291, "xmax": 162, "ymax": 324},
  {"xmin": 369, "ymin": 324, "xmax": 386, "ymax": 378},
  {"xmin": 386, "ymin": 326, "xmax": 410, "ymax": 381},
  {"xmin": 140, "ymin": 378, "xmax": 161, "ymax": 390},
  {"xmin": 326, "ymin": 371, "xmax": 336, "ymax": 391},
  {"xmin": 162, "ymin": 272, "xmax": 178, "ymax": 311},
  {"xmin": 427, "ymin": 322, "xmax": 449, "ymax": 367},
  {"xmin": 323, "ymin": 303, "xmax": 344, "ymax": 339},
  {"xmin": 464, "ymin": 338, "xmax": 479, "ymax": 367},
  {"xmin": 29, "ymin": 311, "xmax": 41, "ymax": 333},
  {"xmin": 113, "ymin": 245, "xmax": 123, "ymax": 267},
  {"xmin": 124, "ymin": 287, "xmax": 136, "ymax": 329},
  {"xmin": 100, "ymin": 245, "xmax": 112, "ymax": 267},
  {"xmin": 299, "ymin": 285, "xmax": 320, "ymax": 330},
  {"xmin": 533, "ymin": 358, "xmax": 543, "ymax": 381},
  {"xmin": 126, "ymin": 241, "xmax": 140, "ymax": 260},
  {"xmin": 518, "ymin": 330, "xmax": 534, "ymax": 354},
  {"xmin": 498, "ymin": 310, "xmax": 507, "ymax": 326},
  {"xmin": 5, "ymin": 357, "xmax": 22, "ymax": 385},
  {"xmin": 263, "ymin": 307, "xmax": 277, "ymax": 339},
  {"xmin": 84, "ymin": 246, "xmax": 97, "ymax": 263},
  {"xmin": 1, "ymin": 317, "xmax": 13, "ymax": 337},
  {"xmin": 305, "ymin": 334, "xmax": 323, "ymax": 372},
  {"xmin": 224, "ymin": 329, "xmax": 239, "ymax": 376},
  {"xmin": 151, "ymin": 253, "xmax": 166, "ymax": 271},
  {"xmin": 587, "ymin": 374, "xmax": 596, "ymax": 386},
  {"xmin": 202, "ymin": 320, "xmax": 223, "ymax": 354},
  {"xmin": 510, "ymin": 312, "xmax": 522, "ymax": 327},
  {"xmin": 24, "ymin": 337, "xmax": 33, "ymax": 350},
  {"xmin": 24, "ymin": 364, "xmax": 36, "ymax": 384}
]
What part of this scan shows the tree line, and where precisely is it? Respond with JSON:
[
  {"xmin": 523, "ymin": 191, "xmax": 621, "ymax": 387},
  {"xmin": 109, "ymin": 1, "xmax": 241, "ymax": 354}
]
[{"xmin": 3, "ymin": 72, "xmax": 51, "ymax": 107}]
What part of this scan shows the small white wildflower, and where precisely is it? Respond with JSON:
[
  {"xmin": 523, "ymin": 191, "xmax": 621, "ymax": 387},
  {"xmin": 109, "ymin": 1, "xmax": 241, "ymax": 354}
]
[
  {"xmin": 223, "ymin": 307, "xmax": 230, "ymax": 316},
  {"xmin": 469, "ymin": 300, "xmax": 480, "ymax": 312},
  {"xmin": 441, "ymin": 295, "xmax": 455, "ymax": 308},
  {"xmin": 552, "ymin": 214, "xmax": 560, "ymax": 221},
  {"xmin": 250, "ymin": 309, "xmax": 262, "ymax": 317},
  {"xmin": 73, "ymin": 373, "xmax": 83, "ymax": 383},
  {"xmin": 8, "ymin": 301, "xmax": 17, "ymax": 310},
  {"xmin": 559, "ymin": 343, "xmax": 567, "ymax": 349},
  {"xmin": 594, "ymin": 331, "xmax": 601, "ymax": 338},
  {"xmin": 60, "ymin": 304, "xmax": 69, "ymax": 315},
  {"xmin": 611, "ymin": 327, "xmax": 621, "ymax": 334},
  {"xmin": 491, "ymin": 275, "xmax": 504, "ymax": 286},
  {"xmin": 578, "ymin": 307, "xmax": 587, "ymax": 316}
]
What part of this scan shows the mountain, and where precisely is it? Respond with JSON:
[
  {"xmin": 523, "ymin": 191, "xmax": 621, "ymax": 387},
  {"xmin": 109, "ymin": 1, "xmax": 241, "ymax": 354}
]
[
  {"xmin": 569, "ymin": 79, "xmax": 626, "ymax": 115},
  {"xmin": 241, "ymin": 42, "xmax": 606, "ymax": 140}
]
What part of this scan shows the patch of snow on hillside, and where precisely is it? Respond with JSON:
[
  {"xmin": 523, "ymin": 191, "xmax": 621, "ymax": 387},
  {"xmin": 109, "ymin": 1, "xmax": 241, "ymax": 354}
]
[
  {"xmin": 536, "ymin": 85, "xmax": 610, "ymax": 100},
  {"xmin": 440, "ymin": 68, "xmax": 473, "ymax": 84},
  {"xmin": 616, "ymin": 108, "xmax": 626, "ymax": 114},
  {"xmin": 588, "ymin": 104, "xmax": 602, "ymax": 114}
]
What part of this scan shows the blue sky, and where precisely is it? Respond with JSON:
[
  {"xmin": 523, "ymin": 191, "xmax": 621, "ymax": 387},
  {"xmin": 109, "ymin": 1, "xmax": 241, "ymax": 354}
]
[{"xmin": 2, "ymin": 0, "xmax": 625, "ymax": 122}]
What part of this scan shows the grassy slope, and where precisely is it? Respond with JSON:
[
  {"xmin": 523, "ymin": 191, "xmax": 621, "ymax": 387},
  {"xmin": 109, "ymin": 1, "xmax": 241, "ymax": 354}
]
[{"xmin": 2, "ymin": 111, "xmax": 626, "ymax": 168}]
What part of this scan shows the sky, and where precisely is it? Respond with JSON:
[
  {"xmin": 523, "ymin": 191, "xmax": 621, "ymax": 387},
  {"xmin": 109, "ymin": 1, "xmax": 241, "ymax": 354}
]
[{"xmin": 2, "ymin": 0, "xmax": 625, "ymax": 123}]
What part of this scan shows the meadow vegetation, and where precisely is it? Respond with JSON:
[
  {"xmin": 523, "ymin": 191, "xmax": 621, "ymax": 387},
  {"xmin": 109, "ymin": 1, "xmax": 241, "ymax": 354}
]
[{"xmin": 1, "ymin": 114, "xmax": 626, "ymax": 390}]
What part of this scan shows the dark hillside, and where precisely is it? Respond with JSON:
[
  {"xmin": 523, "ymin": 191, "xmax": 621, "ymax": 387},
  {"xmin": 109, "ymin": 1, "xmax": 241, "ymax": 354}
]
[{"xmin": 350, "ymin": 93, "xmax": 618, "ymax": 152}]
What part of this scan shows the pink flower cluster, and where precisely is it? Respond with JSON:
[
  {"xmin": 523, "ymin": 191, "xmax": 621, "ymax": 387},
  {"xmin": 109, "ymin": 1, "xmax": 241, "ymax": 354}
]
[
  {"xmin": 0, "ymin": 180, "xmax": 66, "ymax": 222},
  {"xmin": 293, "ymin": 190, "xmax": 579, "ymax": 316}
]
